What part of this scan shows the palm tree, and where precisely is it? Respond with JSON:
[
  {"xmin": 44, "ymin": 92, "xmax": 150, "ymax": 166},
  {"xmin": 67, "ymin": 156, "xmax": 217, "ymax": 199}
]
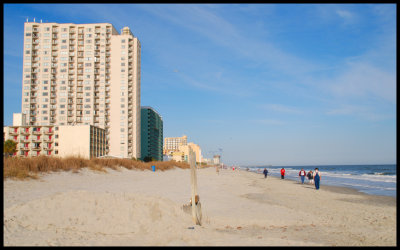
[{"xmin": 4, "ymin": 139, "xmax": 17, "ymax": 157}]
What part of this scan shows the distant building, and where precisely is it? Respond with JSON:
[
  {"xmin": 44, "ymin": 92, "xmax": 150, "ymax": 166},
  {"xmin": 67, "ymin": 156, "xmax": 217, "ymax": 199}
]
[
  {"xmin": 140, "ymin": 106, "xmax": 163, "ymax": 161},
  {"xmin": 202, "ymin": 158, "xmax": 214, "ymax": 165},
  {"xmin": 168, "ymin": 142, "xmax": 202, "ymax": 164},
  {"xmin": 3, "ymin": 124, "xmax": 106, "ymax": 159},
  {"xmin": 163, "ymin": 135, "xmax": 187, "ymax": 155},
  {"xmin": 213, "ymin": 155, "xmax": 221, "ymax": 165}
]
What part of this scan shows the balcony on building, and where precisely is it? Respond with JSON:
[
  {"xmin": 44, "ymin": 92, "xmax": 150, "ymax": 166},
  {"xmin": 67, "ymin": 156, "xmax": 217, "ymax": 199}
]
[
  {"xmin": 32, "ymin": 137, "xmax": 41, "ymax": 143},
  {"xmin": 43, "ymin": 136, "xmax": 53, "ymax": 142},
  {"xmin": 43, "ymin": 127, "xmax": 54, "ymax": 134},
  {"xmin": 20, "ymin": 137, "xmax": 29, "ymax": 144},
  {"xmin": 32, "ymin": 129, "xmax": 41, "ymax": 135},
  {"xmin": 9, "ymin": 128, "xmax": 19, "ymax": 135},
  {"xmin": 20, "ymin": 128, "xmax": 30, "ymax": 135}
]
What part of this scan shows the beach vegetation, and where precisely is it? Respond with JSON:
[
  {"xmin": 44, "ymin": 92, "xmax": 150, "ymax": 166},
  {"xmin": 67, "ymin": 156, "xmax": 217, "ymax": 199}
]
[
  {"xmin": 4, "ymin": 140, "xmax": 17, "ymax": 157},
  {"xmin": 3, "ymin": 156, "xmax": 190, "ymax": 180},
  {"xmin": 142, "ymin": 156, "xmax": 156, "ymax": 162}
]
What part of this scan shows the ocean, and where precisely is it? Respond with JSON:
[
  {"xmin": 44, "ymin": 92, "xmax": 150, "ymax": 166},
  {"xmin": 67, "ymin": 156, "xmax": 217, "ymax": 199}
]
[{"xmin": 244, "ymin": 164, "xmax": 396, "ymax": 197}]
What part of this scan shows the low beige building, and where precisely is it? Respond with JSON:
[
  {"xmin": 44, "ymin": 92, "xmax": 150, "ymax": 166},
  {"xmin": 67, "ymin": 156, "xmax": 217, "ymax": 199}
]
[
  {"xmin": 4, "ymin": 124, "xmax": 106, "ymax": 159},
  {"xmin": 4, "ymin": 125, "xmax": 57, "ymax": 157},
  {"xmin": 57, "ymin": 125, "xmax": 106, "ymax": 159},
  {"xmin": 168, "ymin": 142, "xmax": 202, "ymax": 164}
]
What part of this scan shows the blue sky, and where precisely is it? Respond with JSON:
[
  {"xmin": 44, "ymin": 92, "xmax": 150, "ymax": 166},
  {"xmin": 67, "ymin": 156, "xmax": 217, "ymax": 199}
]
[{"xmin": 3, "ymin": 4, "xmax": 396, "ymax": 166}]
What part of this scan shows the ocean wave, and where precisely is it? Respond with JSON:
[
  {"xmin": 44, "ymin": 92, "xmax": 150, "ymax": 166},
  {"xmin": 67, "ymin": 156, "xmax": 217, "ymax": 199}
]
[
  {"xmin": 247, "ymin": 167, "xmax": 397, "ymax": 181},
  {"xmin": 246, "ymin": 167, "xmax": 396, "ymax": 197},
  {"xmin": 336, "ymin": 182, "xmax": 396, "ymax": 191},
  {"xmin": 369, "ymin": 172, "xmax": 396, "ymax": 176}
]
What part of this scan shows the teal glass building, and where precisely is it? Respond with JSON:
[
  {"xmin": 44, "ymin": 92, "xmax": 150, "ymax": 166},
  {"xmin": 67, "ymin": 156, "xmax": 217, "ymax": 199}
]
[{"xmin": 140, "ymin": 106, "xmax": 163, "ymax": 161}]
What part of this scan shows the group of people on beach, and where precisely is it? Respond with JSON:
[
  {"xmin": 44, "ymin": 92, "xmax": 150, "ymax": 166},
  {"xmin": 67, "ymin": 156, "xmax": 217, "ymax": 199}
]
[
  {"xmin": 262, "ymin": 167, "xmax": 321, "ymax": 190},
  {"xmin": 299, "ymin": 168, "xmax": 321, "ymax": 189}
]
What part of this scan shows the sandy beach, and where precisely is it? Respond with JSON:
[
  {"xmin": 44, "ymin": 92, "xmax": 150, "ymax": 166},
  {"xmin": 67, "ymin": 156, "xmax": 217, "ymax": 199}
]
[{"xmin": 3, "ymin": 166, "xmax": 396, "ymax": 246}]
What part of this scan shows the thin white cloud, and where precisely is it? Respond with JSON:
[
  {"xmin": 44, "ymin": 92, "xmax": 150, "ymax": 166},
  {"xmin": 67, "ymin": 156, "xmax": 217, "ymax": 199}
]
[
  {"xmin": 174, "ymin": 70, "xmax": 253, "ymax": 97},
  {"xmin": 327, "ymin": 62, "xmax": 396, "ymax": 103},
  {"xmin": 254, "ymin": 119, "xmax": 286, "ymax": 126},
  {"xmin": 262, "ymin": 104, "xmax": 304, "ymax": 115},
  {"xmin": 139, "ymin": 4, "xmax": 321, "ymax": 79},
  {"xmin": 336, "ymin": 9, "xmax": 354, "ymax": 20},
  {"xmin": 326, "ymin": 104, "xmax": 393, "ymax": 122},
  {"xmin": 314, "ymin": 4, "xmax": 358, "ymax": 25}
]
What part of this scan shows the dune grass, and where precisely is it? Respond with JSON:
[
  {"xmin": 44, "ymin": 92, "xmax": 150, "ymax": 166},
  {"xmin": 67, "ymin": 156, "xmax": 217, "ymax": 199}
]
[{"xmin": 3, "ymin": 156, "xmax": 191, "ymax": 180}]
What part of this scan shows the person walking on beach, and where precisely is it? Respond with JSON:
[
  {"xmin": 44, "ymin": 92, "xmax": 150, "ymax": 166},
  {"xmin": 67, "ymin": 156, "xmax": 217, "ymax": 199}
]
[
  {"xmin": 280, "ymin": 168, "xmax": 285, "ymax": 179},
  {"xmin": 307, "ymin": 170, "xmax": 314, "ymax": 184},
  {"xmin": 263, "ymin": 168, "xmax": 268, "ymax": 179},
  {"xmin": 313, "ymin": 168, "xmax": 321, "ymax": 190},
  {"xmin": 299, "ymin": 168, "xmax": 306, "ymax": 184}
]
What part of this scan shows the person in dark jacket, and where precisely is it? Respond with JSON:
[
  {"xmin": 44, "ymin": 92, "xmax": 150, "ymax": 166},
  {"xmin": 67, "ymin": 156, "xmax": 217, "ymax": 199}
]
[
  {"xmin": 313, "ymin": 168, "xmax": 321, "ymax": 190},
  {"xmin": 307, "ymin": 170, "xmax": 314, "ymax": 184},
  {"xmin": 263, "ymin": 168, "xmax": 268, "ymax": 179}
]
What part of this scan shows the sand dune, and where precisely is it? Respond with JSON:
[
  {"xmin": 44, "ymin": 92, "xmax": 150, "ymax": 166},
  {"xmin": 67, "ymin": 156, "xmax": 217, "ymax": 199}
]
[{"xmin": 3, "ymin": 167, "xmax": 396, "ymax": 246}]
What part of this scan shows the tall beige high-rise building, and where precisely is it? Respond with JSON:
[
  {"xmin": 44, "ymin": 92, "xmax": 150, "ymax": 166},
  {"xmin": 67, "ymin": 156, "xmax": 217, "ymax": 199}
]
[{"xmin": 21, "ymin": 21, "xmax": 141, "ymax": 159}]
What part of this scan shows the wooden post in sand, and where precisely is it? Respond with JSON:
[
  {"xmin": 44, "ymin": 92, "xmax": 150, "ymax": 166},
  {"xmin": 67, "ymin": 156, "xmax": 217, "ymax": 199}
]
[{"xmin": 189, "ymin": 146, "xmax": 202, "ymax": 225}]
